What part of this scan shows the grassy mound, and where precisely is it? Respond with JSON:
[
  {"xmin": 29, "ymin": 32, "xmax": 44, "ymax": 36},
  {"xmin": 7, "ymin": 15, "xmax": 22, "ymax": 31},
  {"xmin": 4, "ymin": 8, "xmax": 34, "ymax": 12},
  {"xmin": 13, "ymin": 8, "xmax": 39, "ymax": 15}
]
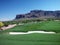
[{"xmin": 4, "ymin": 21, "xmax": 60, "ymax": 33}]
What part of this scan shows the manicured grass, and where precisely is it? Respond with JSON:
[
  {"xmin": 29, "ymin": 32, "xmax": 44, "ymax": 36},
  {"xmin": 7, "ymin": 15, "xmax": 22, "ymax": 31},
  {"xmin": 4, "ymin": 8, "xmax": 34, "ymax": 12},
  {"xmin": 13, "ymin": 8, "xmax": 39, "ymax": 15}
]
[
  {"xmin": 0, "ymin": 32, "xmax": 60, "ymax": 45},
  {"xmin": 4, "ymin": 21, "xmax": 60, "ymax": 32},
  {"xmin": 0, "ymin": 21, "xmax": 60, "ymax": 45},
  {"xmin": 0, "ymin": 20, "xmax": 60, "ymax": 45}
]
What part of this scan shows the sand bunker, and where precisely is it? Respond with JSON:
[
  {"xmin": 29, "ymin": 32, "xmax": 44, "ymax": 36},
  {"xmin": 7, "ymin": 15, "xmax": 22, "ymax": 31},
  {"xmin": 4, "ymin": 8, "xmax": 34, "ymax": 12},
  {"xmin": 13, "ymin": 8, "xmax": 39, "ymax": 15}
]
[
  {"xmin": 1, "ymin": 24, "xmax": 16, "ymax": 30},
  {"xmin": 9, "ymin": 31, "xmax": 56, "ymax": 35}
]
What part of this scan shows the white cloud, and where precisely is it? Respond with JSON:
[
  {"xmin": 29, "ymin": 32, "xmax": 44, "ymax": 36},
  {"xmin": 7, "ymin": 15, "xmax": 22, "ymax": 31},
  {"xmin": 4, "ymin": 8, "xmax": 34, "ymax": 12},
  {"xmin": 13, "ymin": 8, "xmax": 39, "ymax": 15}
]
[{"xmin": 0, "ymin": 18, "xmax": 13, "ymax": 21}]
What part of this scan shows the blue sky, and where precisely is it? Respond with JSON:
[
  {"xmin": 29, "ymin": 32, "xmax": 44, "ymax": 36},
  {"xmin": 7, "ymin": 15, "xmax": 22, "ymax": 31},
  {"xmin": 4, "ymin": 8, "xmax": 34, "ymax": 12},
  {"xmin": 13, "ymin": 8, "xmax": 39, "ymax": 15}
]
[{"xmin": 0, "ymin": 0, "xmax": 60, "ymax": 21}]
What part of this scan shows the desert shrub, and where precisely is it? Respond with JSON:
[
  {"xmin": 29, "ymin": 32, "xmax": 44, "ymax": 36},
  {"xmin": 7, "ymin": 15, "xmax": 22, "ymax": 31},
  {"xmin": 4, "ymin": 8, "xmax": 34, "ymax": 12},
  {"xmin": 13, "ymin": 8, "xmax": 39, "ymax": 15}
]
[
  {"xmin": 0, "ymin": 22, "xmax": 4, "ymax": 27},
  {"xmin": 0, "ymin": 22, "xmax": 4, "ymax": 30}
]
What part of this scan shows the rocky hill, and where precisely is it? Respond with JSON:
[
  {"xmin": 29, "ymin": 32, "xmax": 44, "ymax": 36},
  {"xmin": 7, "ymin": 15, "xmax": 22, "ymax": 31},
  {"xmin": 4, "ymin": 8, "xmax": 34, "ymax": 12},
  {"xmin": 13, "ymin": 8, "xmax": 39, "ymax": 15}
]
[{"xmin": 15, "ymin": 10, "xmax": 60, "ymax": 19}]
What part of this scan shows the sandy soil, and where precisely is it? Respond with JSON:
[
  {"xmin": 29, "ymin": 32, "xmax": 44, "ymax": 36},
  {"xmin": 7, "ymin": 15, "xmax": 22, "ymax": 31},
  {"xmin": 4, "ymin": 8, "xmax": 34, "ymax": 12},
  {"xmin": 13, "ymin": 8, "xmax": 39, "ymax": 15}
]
[{"xmin": 1, "ymin": 24, "xmax": 16, "ymax": 30}]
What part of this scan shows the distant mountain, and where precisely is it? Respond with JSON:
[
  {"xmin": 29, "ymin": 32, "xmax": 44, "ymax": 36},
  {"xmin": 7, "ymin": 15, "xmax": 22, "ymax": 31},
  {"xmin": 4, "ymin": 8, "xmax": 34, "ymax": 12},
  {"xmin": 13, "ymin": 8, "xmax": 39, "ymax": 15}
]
[{"xmin": 15, "ymin": 10, "xmax": 60, "ymax": 19}]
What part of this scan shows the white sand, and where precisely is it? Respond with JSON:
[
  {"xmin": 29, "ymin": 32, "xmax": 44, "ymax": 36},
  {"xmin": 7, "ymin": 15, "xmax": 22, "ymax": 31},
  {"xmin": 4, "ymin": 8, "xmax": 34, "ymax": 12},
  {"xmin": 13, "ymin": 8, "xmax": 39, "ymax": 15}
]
[
  {"xmin": 9, "ymin": 31, "xmax": 56, "ymax": 35},
  {"xmin": 18, "ymin": 23, "xmax": 24, "ymax": 25},
  {"xmin": 54, "ymin": 20, "xmax": 60, "ymax": 21}
]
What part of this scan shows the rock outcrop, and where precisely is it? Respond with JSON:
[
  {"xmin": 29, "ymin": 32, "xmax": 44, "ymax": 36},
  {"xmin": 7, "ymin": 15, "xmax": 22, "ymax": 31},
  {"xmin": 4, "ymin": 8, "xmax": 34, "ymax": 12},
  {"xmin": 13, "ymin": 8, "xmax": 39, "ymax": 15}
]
[{"xmin": 15, "ymin": 10, "xmax": 60, "ymax": 19}]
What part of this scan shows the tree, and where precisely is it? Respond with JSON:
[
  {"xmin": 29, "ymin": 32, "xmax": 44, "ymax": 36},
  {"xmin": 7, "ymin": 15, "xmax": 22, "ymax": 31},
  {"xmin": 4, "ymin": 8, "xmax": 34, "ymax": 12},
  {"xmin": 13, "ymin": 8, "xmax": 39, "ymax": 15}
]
[{"xmin": 0, "ymin": 22, "xmax": 4, "ymax": 30}]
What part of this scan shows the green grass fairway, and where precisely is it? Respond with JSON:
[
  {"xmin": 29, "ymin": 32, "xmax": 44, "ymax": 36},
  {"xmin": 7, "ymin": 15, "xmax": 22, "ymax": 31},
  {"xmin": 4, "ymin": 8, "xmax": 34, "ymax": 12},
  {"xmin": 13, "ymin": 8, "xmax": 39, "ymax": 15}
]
[
  {"xmin": 0, "ymin": 21, "xmax": 60, "ymax": 45},
  {"xmin": 4, "ymin": 21, "xmax": 60, "ymax": 33},
  {"xmin": 0, "ymin": 32, "xmax": 60, "ymax": 45}
]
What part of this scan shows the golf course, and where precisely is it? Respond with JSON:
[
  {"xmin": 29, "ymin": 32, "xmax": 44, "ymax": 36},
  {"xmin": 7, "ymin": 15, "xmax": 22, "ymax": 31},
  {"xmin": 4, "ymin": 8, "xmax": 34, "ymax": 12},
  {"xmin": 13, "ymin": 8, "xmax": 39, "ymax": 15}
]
[
  {"xmin": 1, "ymin": 0, "xmax": 60, "ymax": 45},
  {"xmin": 0, "ymin": 20, "xmax": 60, "ymax": 45}
]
